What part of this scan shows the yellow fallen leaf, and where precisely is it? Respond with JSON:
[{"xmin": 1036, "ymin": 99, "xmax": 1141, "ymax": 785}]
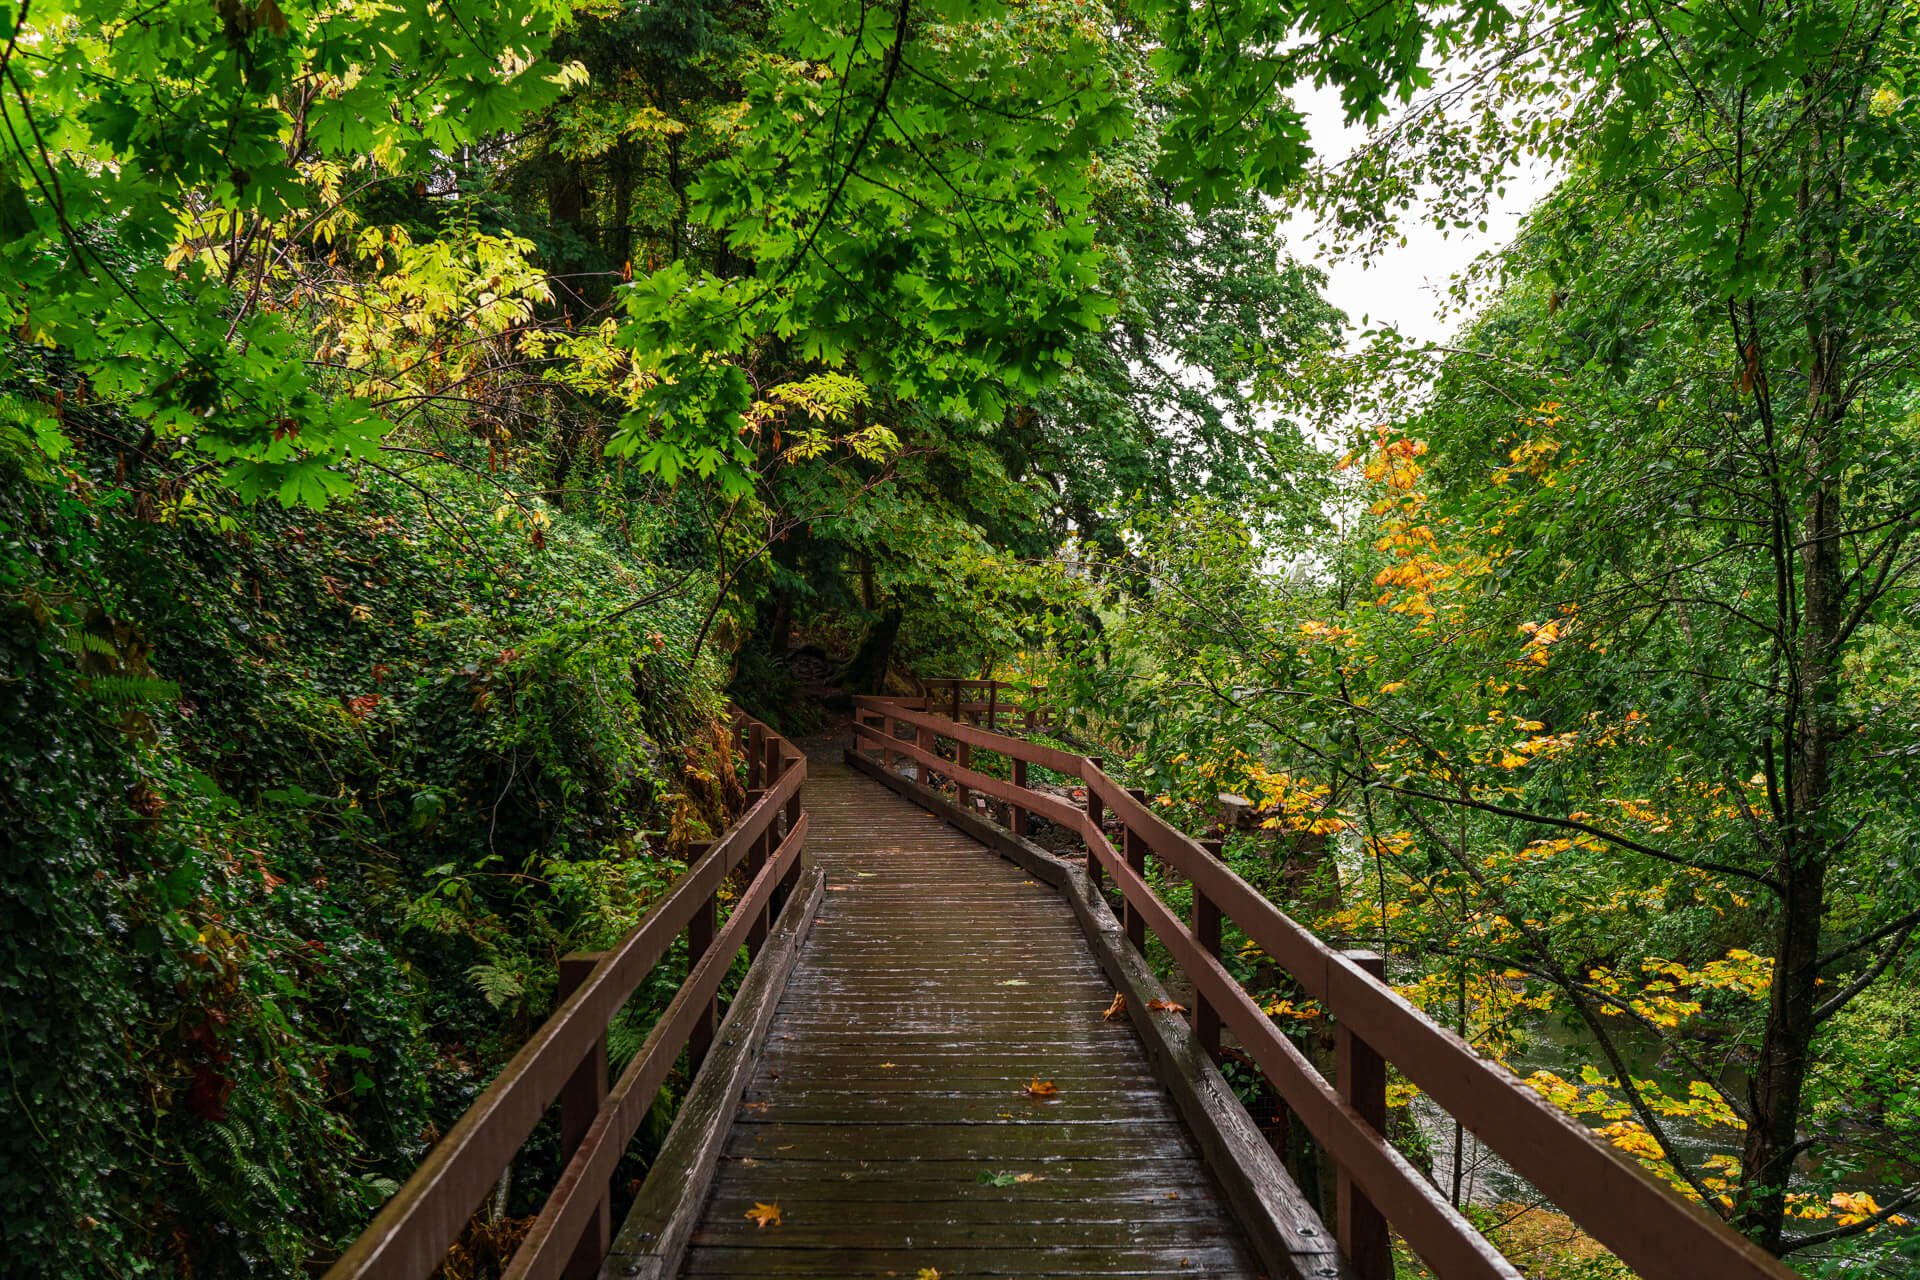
[
  {"xmin": 1014, "ymin": 1172, "xmax": 1043, "ymax": 1183},
  {"xmin": 916, "ymin": 1270, "xmax": 942, "ymax": 1279},
  {"xmin": 1025, "ymin": 1075, "xmax": 1058, "ymax": 1097},
  {"xmin": 745, "ymin": 1202, "xmax": 781, "ymax": 1229},
  {"xmin": 1103, "ymin": 993, "xmax": 1128, "ymax": 1021},
  {"xmin": 880, "ymin": 1061, "xmax": 897, "ymax": 1069}
]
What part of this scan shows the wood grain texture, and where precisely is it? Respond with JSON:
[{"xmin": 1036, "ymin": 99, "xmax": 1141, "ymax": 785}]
[
  {"xmin": 846, "ymin": 749, "xmax": 1352, "ymax": 1280},
  {"xmin": 674, "ymin": 757, "xmax": 1270, "ymax": 1278}
]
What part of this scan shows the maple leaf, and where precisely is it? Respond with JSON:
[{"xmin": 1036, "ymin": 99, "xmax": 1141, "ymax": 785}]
[
  {"xmin": 1147, "ymin": 999, "xmax": 1187, "ymax": 1013},
  {"xmin": 916, "ymin": 1270, "xmax": 943, "ymax": 1279},
  {"xmin": 744, "ymin": 1202, "xmax": 781, "ymax": 1229},
  {"xmin": 1102, "ymin": 993, "xmax": 1128, "ymax": 1020},
  {"xmin": 1025, "ymin": 1075, "xmax": 1058, "ymax": 1097}
]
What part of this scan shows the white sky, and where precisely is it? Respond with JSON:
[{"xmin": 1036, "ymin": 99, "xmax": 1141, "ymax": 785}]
[{"xmin": 1279, "ymin": 83, "xmax": 1556, "ymax": 347}]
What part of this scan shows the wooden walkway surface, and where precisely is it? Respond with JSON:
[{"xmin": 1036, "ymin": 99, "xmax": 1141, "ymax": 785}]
[{"xmin": 681, "ymin": 756, "xmax": 1265, "ymax": 1277}]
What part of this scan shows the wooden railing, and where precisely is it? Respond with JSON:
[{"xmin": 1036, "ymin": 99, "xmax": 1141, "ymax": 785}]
[
  {"xmin": 911, "ymin": 675, "xmax": 1055, "ymax": 732},
  {"xmin": 851, "ymin": 695, "xmax": 1795, "ymax": 1280},
  {"xmin": 324, "ymin": 714, "xmax": 808, "ymax": 1280}
]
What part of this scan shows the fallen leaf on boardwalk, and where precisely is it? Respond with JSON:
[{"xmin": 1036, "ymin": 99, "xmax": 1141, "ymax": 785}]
[
  {"xmin": 916, "ymin": 1270, "xmax": 943, "ymax": 1280},
  {"xmin": 1147, "ymin": 999, "xmax": 1188, "ymax": 1014},
  {"xmin": 745, "ymin": 1202, "xmax": 781, "ymax": 1229},
  {"xmin": 742, "ymin": 1101, "xmax": 771, "ymax": 1112},
  {"xmin": 776, "ymin": 1144, "xmax": 794, "ymax": 1150},
  {"xmin": 1103, "ymin": 993, "xmax": 1128, "ymax": 1020},
  {"xmin": 880, "ymin": 1061, "xmax": 898, "ymax": 1069},
  {"xmin": 827, "ymin": 884, "xmax": 852, "ymax": 891},
  {"xmin": 1014, "ymin": 1172, "xmax": 1043, "ymax": 1183},
  {"xmin": 1165, "ymin": 1192, "xmax": 1180, "ymax": 1199},
  {"xmin": 1025, "ymin": 1075, "xmax": 1058, "ymax": 1097},
  {"xmin": 979, "ymin": 1170, "xmax": 1019, "ymax": 1187},
  {"xmin": 998, "ymin": 978, "xmax": 1028, "ymax": 986},
  {"xmin": 739, "ymin": 1157, "xmax": 758, "ymax": 1167}
]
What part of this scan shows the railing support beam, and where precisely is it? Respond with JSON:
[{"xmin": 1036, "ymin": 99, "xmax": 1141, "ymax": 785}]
[
  {"xmin": 1085, "ymin": 757, "xmax": 1105, "ymax": 891},
  {"xmin": 1009, "ymin": 757, "xmax": 1028, "ymax": 838},
  {"xmin": 557, "ymin": 952, "xmax": 610, "ymax": 1280},
  {"xmin": 1338, "ymin": 949, "xmax": 1391, "ymax": 1280},
  {"xmin": 685, "ymin": 840, "xmax": 718, "ymax": 1068},
  {"xmin": 1123, "ymin": 787, "xmax": 1149, "ymax": 955},
  {"xmin": 1194, "ymin": 838, "xmax": 1225, "ymax": 1063},
  {"xmin": 743, "ymin": 790, "xmax": 768, "ymax": 955}
]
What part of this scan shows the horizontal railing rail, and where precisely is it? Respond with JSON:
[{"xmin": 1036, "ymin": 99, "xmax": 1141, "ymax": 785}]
[
  {"xmin": 325, "ymin": 714, "xmax": 808, "ymax": 1280},
  {"xmin": 851, "ymin": 695, "xmax": 1793, "ymax": 1280},
  {"xmin": 911, "ymin": 675, "xmax": 1055, "ymax": 731}
]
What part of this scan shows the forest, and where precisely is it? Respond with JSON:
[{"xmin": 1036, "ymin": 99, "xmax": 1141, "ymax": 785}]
[{"xmin": 2, "ymin": 0, "xmax": 1917, "ymax": 1273}]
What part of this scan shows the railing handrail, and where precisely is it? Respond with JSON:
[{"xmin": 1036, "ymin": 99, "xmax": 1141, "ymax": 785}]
[
  {"xmin": 325, "ymin": 715, "xmax": 807, "ymax": 1280},
  {"xmin": 852, "ymin": 695, "xmax": 1794, "ymax": 1280}
]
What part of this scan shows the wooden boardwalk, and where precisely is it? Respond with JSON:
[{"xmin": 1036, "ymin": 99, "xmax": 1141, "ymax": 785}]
[{"xmin": 681, "ymin": 756, "xmax": 1266, "ymax": 1277}]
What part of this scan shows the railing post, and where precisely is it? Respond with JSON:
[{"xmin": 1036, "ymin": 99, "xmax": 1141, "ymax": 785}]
[
  {"xmin": 1085, "ymin": 758, "xmax": 1105, "ymax": 888},
  {"xmin": 956, "ymin": 736, "xmax": 972, "ymax": 812},
  {"xmin": 742, "ymin": 789, "xmax": 768, "ymax": 955},
  {"xmin": 557, "ymin": 951, "xmax": 610, "ymax": 1280},
  {"xmin": 781, "ymin": 755, "xmax": 803, "ymax": 894},
  {"xmin": 1338, "ymin": 950, "xmax": 1391, "ymax": 1280},
  {"xmin": 1009, "ymin": 757, "xmax": 1028, "ymax": 838},
  {"xmin": 987, "ymin": 683, "xmax": 998, "ymax": 732},
  {"xmin": 1194, "ymin": 838, "xmax": 1225, "ymax": 1063},
  {"xmin": 746, "ymin": 721, "xmax": 765, "ymax": 790},
  {"xmin": 951, "ymin": 680, "xmax": 962, "ymax": 725},
  {"xmin": 882, "ymin": 714, "xmax": 894, "ymax": 769},
  {"xmin": 917, "ymin": 721, "xmax": 936, "ymax": 788},
  {"xmin": 685, "ymin": 840, "xmax": 718, "ymax": 1068},
  {"xmin": 1123, "ymin": 787, "xmax": 1149, "ymax": 954}
]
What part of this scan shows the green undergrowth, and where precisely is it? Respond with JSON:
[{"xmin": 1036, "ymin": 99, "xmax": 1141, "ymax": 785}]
[{"xmin": 0, "ymin": 396, "xmax": 742, "ymax": 1278}]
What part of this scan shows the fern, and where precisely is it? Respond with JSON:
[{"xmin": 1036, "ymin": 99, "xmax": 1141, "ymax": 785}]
[
  {"xmin": 467, "ymin": 962, "xmax": 525, "ymax": 1009},
  {"xmin": 61, "ymin": 629, "xmax": 120, "ymax": 660},
  {"xmin": 84, "ymin": 673, "xmax": 181, "ymax": 704}
]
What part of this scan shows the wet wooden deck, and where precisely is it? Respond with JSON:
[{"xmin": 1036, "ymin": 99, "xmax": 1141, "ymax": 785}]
[{"xmin": 681, "ymin": 757, "xmax": 1266, "ymax": 1277}]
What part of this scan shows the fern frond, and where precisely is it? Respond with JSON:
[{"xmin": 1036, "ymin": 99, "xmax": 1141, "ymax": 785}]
[{"xmin": 467, "ymin": 962, "xmax": 525, "ymax": 1009}]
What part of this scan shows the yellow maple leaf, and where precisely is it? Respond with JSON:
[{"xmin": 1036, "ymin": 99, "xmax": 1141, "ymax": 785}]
[
  {"xmin": 744, "ymin": 1202, "xmax": 781, "ymax": 1229},
  {"xmin": 1025, "ymin": 1075, "xmax": 1058, "ymax": 1097}
]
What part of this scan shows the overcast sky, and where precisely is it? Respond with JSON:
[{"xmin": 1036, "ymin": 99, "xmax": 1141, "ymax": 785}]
[{"xmin": 1278, "ymin": 83, "xmax": 1556, "ymax": 347}]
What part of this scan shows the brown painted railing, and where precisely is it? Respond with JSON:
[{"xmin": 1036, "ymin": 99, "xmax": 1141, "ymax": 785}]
[
  {"xmin": 851, "ymin": 695, "xmax": 1795, "ymax": 1280},
  {"xmin": 912, "ymin": 675, "xmax": 1055, "ymax": 731},
  {"xmin": 324, "ymin": 713, "xmax": 807, "ymax": 1280}
]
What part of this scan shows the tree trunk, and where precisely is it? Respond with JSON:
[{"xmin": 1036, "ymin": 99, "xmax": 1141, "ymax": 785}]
[
  {"xmin": 1738, "ymin": 166, "xmax": 1848, "ymax": 1245},
  {"xmin": 839, "ymin": 606, "xmax": 901, "ymax": 694}
]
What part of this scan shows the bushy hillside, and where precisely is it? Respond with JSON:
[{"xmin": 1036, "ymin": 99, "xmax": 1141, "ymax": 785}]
[{"xmin": 0, "ymin": 388, "xmax": 738, "ymax": 1277}]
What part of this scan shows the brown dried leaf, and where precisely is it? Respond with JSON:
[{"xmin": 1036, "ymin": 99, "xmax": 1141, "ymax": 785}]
[
  {"xmin": 1102, "ymin": 993, "xmax": 1128, "ymax": 1021},
  {"xmin": 1025, "ymin": 1075, "xmax": 1058, "ymax": 1097},
  {"xmin": 1147, "ymin": 999, "xmax": 1188, "ymax": 1014}
]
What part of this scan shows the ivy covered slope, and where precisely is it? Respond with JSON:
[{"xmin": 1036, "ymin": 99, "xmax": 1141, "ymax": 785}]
[{"xmin": 0, "ymin": 387, "xmax": 739, "ymax": 1279}]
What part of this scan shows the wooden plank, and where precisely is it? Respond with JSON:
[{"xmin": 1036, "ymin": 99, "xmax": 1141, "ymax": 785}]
[
  {"xmin": 676, "ymin": 756, "xmax": 1269, "ymax": 1278},
  {"xmin": 680, "ymin": 1244, "xmax": 1256, "ymax": 1276},
  {"xmin": 846, "ymin": 748, "xmax": 1352, "ymax": 1280},
  {"xmin": 598, "ymin": 866, "xmax": 827, "ymax": 1280}
]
